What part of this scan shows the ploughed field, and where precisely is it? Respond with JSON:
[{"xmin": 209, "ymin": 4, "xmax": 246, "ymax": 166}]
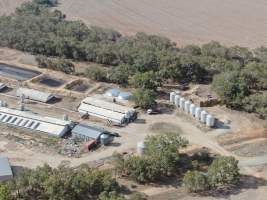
[
  {"xmin": 0, "ymin": 0, "xmax": 267, "ymax": 48},
  {"xmin": 58, "ymin": 0, "xmax": 267, "ymax": 48}
]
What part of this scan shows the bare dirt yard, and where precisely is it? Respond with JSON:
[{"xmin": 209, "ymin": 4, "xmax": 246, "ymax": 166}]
[{"xmin": 58, "ymin": 0, "xmax": 267, "ymax": 48}]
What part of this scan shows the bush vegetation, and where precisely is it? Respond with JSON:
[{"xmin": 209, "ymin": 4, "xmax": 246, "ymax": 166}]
[{"xmin": 0, "ymin": 0, "xmax": 266, "ymax": 116}]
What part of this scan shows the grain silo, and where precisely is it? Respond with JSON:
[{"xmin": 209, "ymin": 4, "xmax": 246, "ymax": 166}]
[
  {"xmin": 195, "ymin": 107, "xmax": 202, "ymax": 120},
  {"xmin": 174, "ymin": 95, "xmax": 180, "ymax": 107},
  {"xmin": 179, "ymin": 97, "xmax": 185, "ymax": 110},
  {"xmin": 200, "ymin": 110, "xmax": 208, "ymax": 123},
  {"xmin": 170, "ymin": 92, "xmax": 176, "ymax": 103},
  {"xmin": 184, "ymin": 101, "xmax": 191, "ymax": 113},
  {"xmin": 206, "ymin": 114, "xmax": 215, "ymax": 127},
  {"xmin": 189, "ymin": 104, "xmax": 196, "ymax": 116}
]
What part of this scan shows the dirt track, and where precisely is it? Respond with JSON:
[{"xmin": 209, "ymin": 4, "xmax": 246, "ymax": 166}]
[{"xmin": 58, "ymin": 0, "xmax": 267, "ymax": 48}]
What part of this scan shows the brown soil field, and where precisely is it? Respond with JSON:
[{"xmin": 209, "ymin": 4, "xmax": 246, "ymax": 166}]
[
  {"xmin": 58, "ymin": 0, "xmax": 267, "ymax": 48},
  {"xmin": 0, "ymin": 0, "xmax": 27, "ymax": 15},
  {"xmin": 1, "ymin": 0, "xmax": 267, "ymax": 48}
]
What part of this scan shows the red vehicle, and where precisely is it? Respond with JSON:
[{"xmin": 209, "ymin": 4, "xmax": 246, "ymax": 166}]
[{"xmin": 84, "ymin": 140, "xmax": 97, "ymax": 151}]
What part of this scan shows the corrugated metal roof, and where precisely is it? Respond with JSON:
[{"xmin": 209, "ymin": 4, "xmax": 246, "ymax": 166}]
[
  {"xmin": 72, "ymin": 124, "xmax": 106, "ymax": 140},
  {"xmin": 78, "ymin": 103, "xmax": 125, "ymax": 124},
  {"xmin": 0, "ymin": 107, "xmax": 73, "ymax": 137},
  {"xmin": 82, "ymin": 96, "xmax": 135, "ymax": 114},
  {"xmin": 16, "ymin": 88, "xmax": 54, "ymax": 103},
  {"xmin": 0, "ymin": 157, "xmax": 13, "ymax": 178}
]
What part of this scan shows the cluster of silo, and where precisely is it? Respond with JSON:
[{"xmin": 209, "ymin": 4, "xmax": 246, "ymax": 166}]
[{"xmin": 169, "ymin": 92, "xmax": 215, "ymax": 128}]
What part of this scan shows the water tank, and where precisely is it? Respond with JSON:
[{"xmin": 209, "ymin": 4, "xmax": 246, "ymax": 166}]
[
  {"xmin": 174, "ymin": 95, "xmax": 180, "ymax": 107},
  {"xmin": 118, "ymin": 92, "xmax": 131, "ymax": 100},
  {"xmin": 189, "ymin": 104, "xmax": 196, "ymax": 116},
  {"xmin": 0, "ymin": 100, "xmax": 2, "ymax": 107},
  {"xmin": 206, "ymin": 114, "xmax": 215, "ymax": 127},
  {"xmin": 20, "ymin": 104, "xmax": 25, "ymax": 111},
  {"xmin": 170, "ymin": 92, "xmax": 176, "ymax": 103},
  {"xmin": 179, "ymin": 97, "xmax": 185, "ymax": 110},
  {"xmin": 100, "ymin": 134, "xmax": 112, "ymax": 145},
  {"xmin": 174, "ymin": 90, "xmax": 181, "ymax": 95},
  {"xmin": 105, "ymin": 88, "xmax": 120, "ymax": 97},
  {"xmin": 184, "ymin": 101, "xmax": 191, "ymax": 113},
  {"xmin": 195, "ymin": 107, "xmax": 202, "ymax": 119},
  {"xmin": 137, "ymin": 141, "xmax": 145, "ymax": 156},
  {"xmin": 200, "ymin": 110, "xmax": 208, "ymax": 123}
]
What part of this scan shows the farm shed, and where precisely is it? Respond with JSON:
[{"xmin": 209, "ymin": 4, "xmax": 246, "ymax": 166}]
[
  {"xmin": 72, "ymin": 124, "xmax": 109, "ymax": 142},
  {"xmin": 0, "ymin": 83, "xmax": 7, "ymax": 92},
  {"xmin": 16, "ymin": 87, "xmax": 55, "ymax": 103},
  {"xmin": 0, "ymin": 106, "xmax": 74, "ymax": 137},
  {"xmin": 78, "ymin": 96, "xmax": 136, "ymax": 124},
  {"xmin": 0, "ymin": 157, "xmax": 13, "ymax": 182}
]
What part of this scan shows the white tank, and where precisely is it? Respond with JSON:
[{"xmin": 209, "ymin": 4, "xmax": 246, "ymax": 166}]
[
  {"xmin": 179, "ymin": 97, "xmax": 185, "ymax": 110},
  {"xmin": 200, "ymin": 110, "xmax": 208, "ymax": 123},
  {"xmin": 184, "ymin": 101, "xmax": 191, "ymax": 113},
  {"xmin": 174, "ymin": 90, "xmax": 181, "ymax": 95},
  {"xmin": 189, "ymin": 104, "xmax": 196, "ymax": 116},
  {"xmin": 174, "ymin": 95, "xmax": 180, "ymax": 107},
  {"xmin": 137, "ymin": 141, "xmax": 145, "ymax": 156},
  {"xmin": 206, "ymin": 114, "xmax": 215, "ymax": 127},
  {"xmin": 195, "ymin": 107, "xmax": 202, "ymax": 119},
  {"xmin": 170, "ymin": 92, "xmax": 176, "ymax": 103}
]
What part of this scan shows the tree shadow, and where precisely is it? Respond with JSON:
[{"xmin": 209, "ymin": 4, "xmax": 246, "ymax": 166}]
[
  {"xmin": 199, "ymin": 175, "xmax": 267, "ymax": 198},
  {"xmin": 133, "ymin": 119, "xmax": 146, "ymax": 124}
]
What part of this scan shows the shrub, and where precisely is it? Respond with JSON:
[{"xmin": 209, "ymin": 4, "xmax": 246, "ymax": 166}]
[
  {"xmin": 207, "ymin": 156, "xmax": 240, "ymax": 187},
  {"xmin": 130, "ymin": 89, "xmax": 155, "ymax": 109},
  {"xmin": 183, "ymin": 171, "xmax": 209, "ymax": 192}
]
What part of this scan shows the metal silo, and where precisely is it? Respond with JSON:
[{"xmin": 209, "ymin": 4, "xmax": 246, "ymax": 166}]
[
  {"xmin": 195, "ymin": 107, "xmax": 202, "ymax": 119},
  {"xmin": 184, "ymin": 101, "xmax": 191, "ymax": 113},
  {"xmin": 179, "ymin": 97, "xmax": 185, "ymax": 110},
  {"xmin": 174, "ymin": 95, "xmax": 180, "ymax": 107},
  {"xmin": 189, "ymin": 104, "xmax": 196, "ymax": 116},
  {"xmin": 206, "ymin": 114, "xmax": 215, "ymax": 127},
  {"xmin": 170, "ymin": 92, "xmax": 176, "ymax": 103},
  {"xmin": 200, "ymin": 110, "xmax": 208, "ymax": 123}
]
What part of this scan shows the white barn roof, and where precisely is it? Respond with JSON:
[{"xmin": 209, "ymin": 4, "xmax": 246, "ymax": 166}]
[
  {"xmin": 82, "ymin": 96, "xmax": 135, "ymax": 114},
  {"xmin": 78, "ymin": 103, "xmax": 126, "ymax": 124},
  {"xmin": 0, "ymin": 107, "xmax": 73, "ymax": 137},
  {"xmin": 16, "ymin": 88, "xmax": 54, "ymax": 103}
]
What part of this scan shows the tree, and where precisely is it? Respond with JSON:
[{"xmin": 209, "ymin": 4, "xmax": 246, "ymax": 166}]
[
  {"xmin": 113, "ymin": 133, "xmax": 188, "ymax": 183},
  {"xmin": 131, "ymin": 89, "xmax": 155, "ymax": 109},
  {"xmin": 129, "ymin": 71, "xmax": 160, "ymax": 90},
  {"xmin": 212, "ymin": 71, "xmax": 250, "ymax": 108},
  {"xmin": 207, "ymin": 156, "xmax": 240, "ymax": 187},
  {"xmin": 182, "ymin": 171, "xmax": 209, "ymax": 192},
  {"xmin": 201, "ymin": 41, "xmax": 228, "ymax": 58},
  {"xmin": 85, "ymin": 65, "xmax": 108, "ymax": 81}
]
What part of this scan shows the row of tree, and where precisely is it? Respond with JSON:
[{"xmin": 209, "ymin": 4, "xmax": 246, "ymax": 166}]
[
  {"xmin": 0, "ymin": 0, "xmax": 266, "ymax": 115},
  {"xmin": 0, "ymin": 164, "xmax": 124, "ymax": 200}
]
